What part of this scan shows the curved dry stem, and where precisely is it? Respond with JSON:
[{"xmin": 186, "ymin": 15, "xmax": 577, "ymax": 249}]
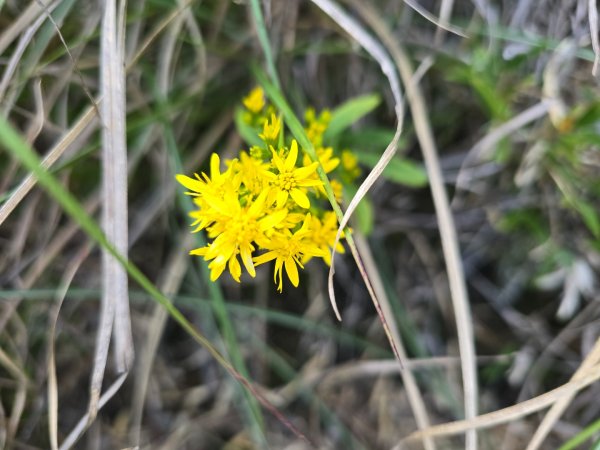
[
  {"xmin": 350, "ymin": 2, "xmax": 478, "ymax": 449},
  {"xmin": 525, "ymin": 337, "xmax": 600, "ymax": 450},
  {"xmin": 404, "ymin": 363, "xmax": 600, "ymax": 442}
]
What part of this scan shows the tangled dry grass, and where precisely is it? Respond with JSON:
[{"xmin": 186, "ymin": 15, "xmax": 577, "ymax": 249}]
[{"xmin": 1, "ymin": 1, "xmax": 600, "ymax": 449}]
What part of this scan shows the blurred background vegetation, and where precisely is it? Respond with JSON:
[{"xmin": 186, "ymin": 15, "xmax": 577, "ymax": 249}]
[{"xmin": 1, "ymin": 0, "xmax": 600, "ymax": 449}]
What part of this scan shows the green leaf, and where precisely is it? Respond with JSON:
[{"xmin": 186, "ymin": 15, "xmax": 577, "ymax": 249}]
[
  {"xmin": 324, "ymin": 94, "xmax": 381, "ymax": 141},
  {"xmin": 353, "ymin": 149, "xmax": 428, "ymax": 187},
  {"xmin": 573, "ymin": 199, "xmax": 600, "ymax": 238},
  {"xmin": 234, "ymin": 107, "xmax": 263, "ymax": 147},
  {"xmin": 338, "ymin": 127, "xmax": 402, "ymax": 150},
  {"xmin": 343, "ymin": 185, "xmax": 374, "ymax": 235}
]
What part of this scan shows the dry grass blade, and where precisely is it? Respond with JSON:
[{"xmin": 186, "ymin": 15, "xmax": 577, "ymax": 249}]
[
  {"xmin": 308, "ymin": 1, "xmax": 436, "ymax": 449},
  {"xmin": 26, "ymin": 78, "xmax": 45, "ymax": 142},
  {"xmin": 0, "ymin": 346, "xmax": 28, "ymax": 447},
  {"xmin": 126, "ymin": 0, "xmax": 194, "ymax": 69},
  {"xmin": 354, "ymin": 234, "xmax": 436, "ymax": 450},
  {"xmin": 542, "ymin": 39, "xmax": 575, "ymax": 129},
  {"xmin": 100, "ymin": 0, "xmax": 133, "ymax": 378},
  {"xmin": 129, "ymin": 234, "xmax": 193, "ymax": 446},
  {"xmin": 0, "ymin": 0, "xmax": 190, "ymax": 227},
  {"xmin": 434, "ymin": 0, "xmax": 455, "ymax": 44},
  {"xmin": 525, "ymin": 337, "xmax": 600, "ymax": 450},
  {"xmin": 58, "ymin": 2, "xmax": 132, "ymax": 448},
  {"xmin": 300, "ymin": 1, "xmax": 411, "ymax": 381},
  {"xmin": 405, "ymin": 363, "xmax": 600, "ymax": 442},
  {"xmin": 0, "ymin": 3, "xmax": 56, "ymax": 106},
  {"xmin": 48, "ymin": 243, "xmax": 94, "ymax": 450},
  {"xmin": 0, "ymin": 101, "xmax": 97, "ymax": 228},
  {"xmin": 59, "ymin": 373, "xmax": 129, "ymax": 450},
  {"xmin": 349, "ymin": 2, "xmax": 479, "ymax": 448},
  {"xmin": 589, "ymin": 0, "xmax": 600, "ymax": 75},
  {"xmin": 309, "ymin": 0, "xmax": 402, "ymax": 319},
  {"xmin": 454, "ymin": 100, "xmax": 549, "ymax": 194},
  {"xmin": 403, "ymin": 0, "xmax": 467, "ymax": 38},
  {"xmin": 0, "ymin": 401, "xmax": 5, "ymax": 449},
  {"xmin": 0, "ymin": 0, "xmax": 50, "ymax": 55}
]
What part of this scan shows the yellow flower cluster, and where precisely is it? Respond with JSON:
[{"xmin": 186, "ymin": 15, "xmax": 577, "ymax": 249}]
[{"xmin": 177, "ymin": 87, "xmax": 359, "ymax": 291}]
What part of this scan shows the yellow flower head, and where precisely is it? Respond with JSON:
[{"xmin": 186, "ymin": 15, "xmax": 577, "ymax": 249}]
[
  {"xmin": 303, "ymin": 146, "xmax": 340, "ymax": 174},
  {"xmin": 303, "ymin": 212, "xmax": 345, "ymax": 266},
  {"xmin": 243, "ymin": 86, "xmax": 265, "ymax": 114},
  {"xmin": 190, "ymin": 190, "xmax": 287, "ymax": 282},
  {"xmin": 259, "ymin": 113, "xmax": 282, "ymax": 143},
  {"xmin": 305, "ymin": 108, "xmax": 331, "ymax": 147},
  {"xmin": 237, "ymin": 151, "xmax": 272, "ymax": 196},
  {"xmin": 341, "ymin": 149, "xmax": 361, "ymax": 180},
  {"xmin": 254, "ymin": 214, "xmax": 325, "ymax": 291},
  {"xmin": 176, "ymin": 153, "xmax": 235, "ymax": 198},
  {"xmin": 268, "ymin": 140, "xmax": 322, "ymax": 209},
  {"xmin": 177, "ymin": 94, "xmax": 353, "ymax": 292}
]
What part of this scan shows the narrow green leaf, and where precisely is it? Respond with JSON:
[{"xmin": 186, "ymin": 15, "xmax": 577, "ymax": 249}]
[
  {"xmin": 353, "ymin": 149, "xmax": 428, "ymax": 187},
  {"xmin": 324, "ymin": 93, "xmax": 381, "ymax": 141},
  {"xmin": 249, "ymin": 0, "xmax": 280, "ymax": 89},
  {"xmin": 0, "ymin": 115, "xmax": 308, "ymax": 444},
  {"xmin": 338, "ymin": 127, "xmax": 400, "ymax": 150},
  {"xmin": 158, "ymin": 99, "xmax": 266, "ymax": 439},
  {"xmin": 573, "ymin": 199, "xmax": 600, "ymax": 238},
  {"xmin": 234, "ymin": 107, "xmax": 263, "ymax": 147},
  {"xmin": 558, "ymin": 416, "xmax": 600, "ymax": 450}
]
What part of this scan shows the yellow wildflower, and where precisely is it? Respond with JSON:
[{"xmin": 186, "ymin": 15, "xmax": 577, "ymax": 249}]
[
  {"xmin": 254, "ymin": 214, "xmax": 325, "ymax": 291},
  {"xmin": 237, "ymin": 151, "xmax": 272, "ymax": 196},
  {"xmin": 259, "ymin": 113, "xmax": 282, "ymax": 143},
  {"xmin": 191, "ymin": 190, "xmax": 287, "ymax": 282},
  {"xmin": 268, "ymin": 140, "xmax": 322, "ymax": 209},
  {"xmin": 303, "ymin": 212, "xmax": 345, "ymax": 266},
  {"xmin": 243, "ymin": 86, "xmax": 265, "ymax": 113},
  {"xmin": 330, "ymin": 179, "xmax": 343, "ymax": 203},
  {"xmin": 176, "ymin": 153, "xmax": 236, "ymax": 199},
  {"xmin": 303, "ymin": 146, "xmax": 340, "ymax": 174},
  {"xmin": 305, "ymin": 108, "xmax": 331, "ymax": 147},
  {"xmin": 341, "ymin": 149, "xmax": 361, "ymax": 179},
  {"xmin": 176, "ymin": 93, "xmax": 354, "ymax": 291}
]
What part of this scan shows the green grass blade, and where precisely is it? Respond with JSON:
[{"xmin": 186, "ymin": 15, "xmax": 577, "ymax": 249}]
[
  {"xmin": 234, "ymin": 107, "xmax": 263, "ymax": 147},
  {"xmin": 324, "ymin": 93, "xmax": 381, "ymax": 142},
  {"xmin": 249, "ymin": 0, "xmax": 281, "ymax": 89},
  {"xmin": 352, "ymin": 150, "xmax": 428, "ymax": 187},
  {"xmin": 558, "ymin": 417, "xmax": 600, "ymax": 450},
  {"xmin": 0, "ymin": 116, "xmax": 308, "ymax": 445},
  {"xmin": 159, "ymin": 110, "xmax": 266, "ymax": 442}
]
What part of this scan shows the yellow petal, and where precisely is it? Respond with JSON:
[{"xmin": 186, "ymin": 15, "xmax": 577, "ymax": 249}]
[
  {"xmin": 240, "ymin": 247, "xmax": 256, "ymax": 277},
  {"xmin": 298, "ymin": 213, "xmax": 311, "ymax": 234},
  {"xmin": 276, "ymin": 190, "xmax": 288, "ymax": 208},
  {"xmin": 290, "ymin": 188, "xmax": 310, "ymax": 209},
  {"xmin": 284, "ymin": 258, "xmax": 299, "ymax": 287},
  {"xmin": 271, "ymin": 146, "xmax": 285, "ymax": 172},
  {"xmin": 190, "ymin": 246, "xmax": 208, "ymax": 256},
  {"xmin": 294, "ymin": 162, "xmax": 318, "ymax": 180},
  {"xmin": 254, "ymin": 251, "xmax": 277, "ymax": 265},
  {"xmin": 285, "ymin": 140, "xmax": 298, "ymax": 171},
  {"xmin": 259, "ymin": 208, "xmax": 287, "ymax": 230},
  {"xmin": 274, "ymin": 258, "xmax": 284, "ymax": 292},
  {"xmin": 228, "ymin": 255, "xmax": 242, "ymax": 282},
  {"xmin": 208, "ymin": 256, "xmax": 227, "ymax": 281},
  {"xmin": 248, "ymin": 190, "xmax": 267, "ymax": 217},
  {"xmin": 210, "ymin": 153, "xmax": 221, "ymax": 179},
  {"xmin": 176, "ymin": 174, "xmax": 204, "ymax": 193},
  {"xmin": 322, "ymin": 250, "xmax": 331, "ymax": 266}
]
